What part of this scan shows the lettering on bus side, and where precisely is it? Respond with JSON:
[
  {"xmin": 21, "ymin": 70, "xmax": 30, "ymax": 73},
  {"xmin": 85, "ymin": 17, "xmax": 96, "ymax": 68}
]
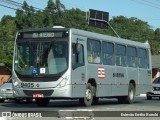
[{"xmin": 113, "ymin": 73, "xmax": 124, "ymax": 78}]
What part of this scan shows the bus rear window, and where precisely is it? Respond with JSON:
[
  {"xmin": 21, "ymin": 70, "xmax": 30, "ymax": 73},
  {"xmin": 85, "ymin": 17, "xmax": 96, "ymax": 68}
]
[{"xmin": 138, "ymin": 48, "xmax": 149, "ymax": 68}]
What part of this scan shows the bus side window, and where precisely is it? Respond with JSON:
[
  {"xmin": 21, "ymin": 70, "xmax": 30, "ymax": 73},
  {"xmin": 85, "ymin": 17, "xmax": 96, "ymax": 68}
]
[
  {"xmin": 138, "ymin": 48, "xmax": 148, "ymax": 68},
  {"xmin": 115, "ymin": 44, "xmax": 126, "ymax": 66},
  {"xmin": 127, "ymin": 46, "xmax": 137, "ymax": 67},
  {"xmin": 87, "ymin": 39, "xmax": 101, "ymax": 64},
  {"xmin": 102, "ymin": 41, "xmax": 114, "ymax": 65}
]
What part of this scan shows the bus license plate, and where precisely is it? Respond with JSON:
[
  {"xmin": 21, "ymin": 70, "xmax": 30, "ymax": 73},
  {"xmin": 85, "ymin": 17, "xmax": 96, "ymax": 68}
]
[{"xmin": 33, "ymin": 94, "xmax": 44, "ymax": 98}]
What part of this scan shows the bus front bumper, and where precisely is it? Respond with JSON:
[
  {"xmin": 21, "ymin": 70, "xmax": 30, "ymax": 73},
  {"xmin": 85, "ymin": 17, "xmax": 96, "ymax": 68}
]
[
  {"xmin": 147, "ymin": 91, "xmax": 160, "ymax": 97},
  {"xmin": 13, "ymin": 85, "xmax": 72, "ymax": 98}
]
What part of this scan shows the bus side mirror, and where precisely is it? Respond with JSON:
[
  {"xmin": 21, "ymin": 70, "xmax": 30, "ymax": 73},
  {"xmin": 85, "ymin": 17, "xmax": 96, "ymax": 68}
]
[{"xmin": 75, "ymin": 43, "xmax": 81, "ymax": 54}]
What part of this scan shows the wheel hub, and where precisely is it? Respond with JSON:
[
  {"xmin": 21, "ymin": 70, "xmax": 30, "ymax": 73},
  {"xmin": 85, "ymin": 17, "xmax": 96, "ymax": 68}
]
[
  {"xmin": 129, "ymin": 89, "xmax": 134, "ymax": 100},
  {"xmin": 86, "ymin": 89, "xmax": 92, "ymax": 100}
]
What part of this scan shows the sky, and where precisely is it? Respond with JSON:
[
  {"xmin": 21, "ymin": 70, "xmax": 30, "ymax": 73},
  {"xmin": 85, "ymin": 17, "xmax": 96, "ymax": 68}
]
[{"xmin": 0, "ymin": 0, "xmax": 160, "ymax": 29}]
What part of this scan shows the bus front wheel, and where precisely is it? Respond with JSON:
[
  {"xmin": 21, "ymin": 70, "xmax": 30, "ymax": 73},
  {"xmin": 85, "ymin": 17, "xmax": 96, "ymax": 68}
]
[
  {"xmin": 35, "ymin": 98, "xmax": 50, "ymax": 107},
  {"xmin": 79, "ymin": 83, "xmax": 93, "ymax": 106}
]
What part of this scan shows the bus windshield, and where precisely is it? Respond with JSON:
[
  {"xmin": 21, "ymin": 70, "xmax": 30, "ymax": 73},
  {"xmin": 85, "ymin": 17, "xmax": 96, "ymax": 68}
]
[{"xmin": 14, "ymin": 39, "xmax": 68, "ymax": 76}]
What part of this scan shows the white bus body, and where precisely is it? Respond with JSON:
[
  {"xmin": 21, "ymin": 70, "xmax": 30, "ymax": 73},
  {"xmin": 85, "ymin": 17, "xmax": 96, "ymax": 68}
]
[{"xmin": 12, "ymin": 28, "xmax": 152, "ymax": 106}]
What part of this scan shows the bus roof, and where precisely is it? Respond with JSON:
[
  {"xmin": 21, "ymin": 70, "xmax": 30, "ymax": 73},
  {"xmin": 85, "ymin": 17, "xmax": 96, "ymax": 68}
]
[
  {"xmin": 18, "ymin": 28, "xmax": 70, "ymax": 32},
  {"xmin": 70, "ymin": 28, "xmax": 150, "ymax": 49},
  {"xmin": 17, "ymin": 27, "xmax": 150, "ymax": 49}
]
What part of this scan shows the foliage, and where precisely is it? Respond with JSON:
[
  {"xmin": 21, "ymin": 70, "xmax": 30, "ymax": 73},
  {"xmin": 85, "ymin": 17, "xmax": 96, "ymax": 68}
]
[
  {"xmin": 0, "ymin": 0, "xmax": 160, "ymax": 73},
  {"xmin": 0, "ymin": 15, "xmax": 16, "ymax": 73}
]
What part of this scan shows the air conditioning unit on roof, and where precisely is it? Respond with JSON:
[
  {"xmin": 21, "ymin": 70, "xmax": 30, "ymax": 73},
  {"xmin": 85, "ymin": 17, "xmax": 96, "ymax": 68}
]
[{"xmin": 52, "ymin": 26, "xmax": 65, "ymax": 28}]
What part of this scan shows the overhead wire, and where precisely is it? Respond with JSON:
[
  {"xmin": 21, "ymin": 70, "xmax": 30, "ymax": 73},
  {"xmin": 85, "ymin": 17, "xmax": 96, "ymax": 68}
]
[
  {"xmin": 0, "ymin": 3, "xmax": 17, "ymax": 10},
  {"xmin": 5, "ymin": 0, "xmax": 22, "ymax": 8},
  {"xmin": 141, "ymin": 0, "xmax": 160, "ymax": 7},
  {"xmin": 130, "ymin": 0, "xmax": 160, "ymax": 28},
  {"xmin": 131, "ymin": 0, "xmax": 160, "ymax": 10},
  {"xmin": 8, "ymin": 0, "xmax": 44, "ymax": 11},
  {"xmin": 0, "ymin": 0, "xmax": 44, "ymax": 11},
  {"xmin": 0, "ymin": 0, "xmax": 19, "ymax": 10},
  {"xmin": 0, "ymin": 0, "xmax": 160, "ymax": 28}
]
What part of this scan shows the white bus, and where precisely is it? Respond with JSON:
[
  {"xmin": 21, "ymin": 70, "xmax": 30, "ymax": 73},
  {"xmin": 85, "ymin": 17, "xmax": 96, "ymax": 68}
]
[{"xmin": 12, "ymin": 28, "xmax": 152, "ymax": 107}]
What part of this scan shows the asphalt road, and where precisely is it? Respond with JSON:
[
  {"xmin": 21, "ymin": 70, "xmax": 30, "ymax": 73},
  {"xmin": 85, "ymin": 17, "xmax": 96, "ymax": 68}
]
[{"xmin": 1, "ymin": 95, "xmax": 160, "ymax": 120}]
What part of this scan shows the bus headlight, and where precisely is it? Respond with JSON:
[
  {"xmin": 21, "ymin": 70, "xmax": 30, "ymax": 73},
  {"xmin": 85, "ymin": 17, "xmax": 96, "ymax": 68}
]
[
  {"xmin": 57, "ymin": 76, "xmax": 69, "ymax": 88},
  {"xmin": 12, "ymin": 78, "xmax": 20, "ymax": 88}
]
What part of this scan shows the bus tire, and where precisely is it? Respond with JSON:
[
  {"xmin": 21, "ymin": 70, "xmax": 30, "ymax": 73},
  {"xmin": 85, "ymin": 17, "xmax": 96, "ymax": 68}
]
[
  {"xmin": 79, "ymin": 83, "xmax": 93, "ymax": 106},
  {"xmin": 35, "ymin": 98, "xmax": 50, "ymax": 107},
  {"xmin": 124, "ymin": 83, "xmax": 135, "ymax": 104}
]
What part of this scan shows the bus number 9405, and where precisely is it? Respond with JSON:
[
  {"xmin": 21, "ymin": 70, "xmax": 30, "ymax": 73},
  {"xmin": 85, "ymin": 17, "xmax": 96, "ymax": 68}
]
[{"xmin": 21, "ymin": 82, "xmax": 34, "ymax": 88}]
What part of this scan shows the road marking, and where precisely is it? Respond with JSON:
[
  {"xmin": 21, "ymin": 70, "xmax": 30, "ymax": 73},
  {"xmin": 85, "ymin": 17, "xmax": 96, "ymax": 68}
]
[{"xmin": 0, "ymin": 117, "xmax": 6, "ymax": 120}]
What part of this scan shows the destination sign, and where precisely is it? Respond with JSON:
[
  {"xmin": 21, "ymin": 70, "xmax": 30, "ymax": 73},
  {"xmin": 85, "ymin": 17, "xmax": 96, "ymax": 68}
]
[
  {"xmin": 32, "ymin": 32, "xmax": 55, "ymax": 38},
  {"xmin": 17, "ymin": 31, "xmax": 69, "ymax": 39},
  {"xmin": 23, "ymin": 32, "xmax": 63, "ymax": 38}
]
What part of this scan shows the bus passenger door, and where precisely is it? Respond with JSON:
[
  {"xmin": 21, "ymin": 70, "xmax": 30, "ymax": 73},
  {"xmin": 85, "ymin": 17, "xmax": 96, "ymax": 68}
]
[{"xmin": 71, "ymin": 36, "xmax": 86, "ymax": 97}]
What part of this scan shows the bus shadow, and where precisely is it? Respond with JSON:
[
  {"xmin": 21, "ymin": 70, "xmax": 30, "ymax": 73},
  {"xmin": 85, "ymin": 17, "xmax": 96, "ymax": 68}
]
[
  {"xmin": 47, "ymin": 99, "xmax": 121, "ymax": 108},
  {"xmin": 1, "ymin": 99, "xmax": 119, "ymax": 108},
  {"xmin": 1, "ymin": 98, "xmax": 151, "ymax": 108}
]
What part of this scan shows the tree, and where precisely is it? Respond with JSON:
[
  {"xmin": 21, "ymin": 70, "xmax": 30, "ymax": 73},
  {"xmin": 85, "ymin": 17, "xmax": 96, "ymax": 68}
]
[
  {"xmin": 154, "ymin": 28, "xmax": 160, "ymax": 41},
  {"xmin": 15, "ymin": 9, "xmax": 24, "ymax": 29},
  {"xmin": 43, "ymin": 0, "xmax": 58, "ymax": 27},
  {"xmin": 15, "ymin": 1, "xmax": 37, "ymax": 29},
  {"xmin": 43, "ymin": 0, "xmax": 66, "ymax": 27},
  {"xmin": 0, "ymin": 18, "xmax": 16, "ymax": 73},
  {"xmin": 55, "ymin": 0, "xmax": 65, "ymax": 15},
  {"xmin": 110, "ymin": 16, "xmax": 154, "ymax": 42},
  {"xmin": 1, "ymin": 0, "xmax": 160, "ymax": 74}
]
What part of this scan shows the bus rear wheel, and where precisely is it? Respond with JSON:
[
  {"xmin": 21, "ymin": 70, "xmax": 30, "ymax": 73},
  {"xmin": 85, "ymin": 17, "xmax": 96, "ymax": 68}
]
[
  {"xmin": 124, "ymin": 83, "xmax": 135, "ymax": 104},
  {"xmin": 35, "ymin": 98, "xmax": 50, "ymax": 107},
  {"xmin": 79, "ymin": 83, "xmax": 93, "ymax": 106}
]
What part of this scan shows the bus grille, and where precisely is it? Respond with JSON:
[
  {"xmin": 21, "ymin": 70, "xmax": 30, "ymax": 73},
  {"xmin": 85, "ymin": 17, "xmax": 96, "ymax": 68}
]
[
  {"xmin": 19, "ymin": 76, "xmax": 60, "ymax": 82},
  {"xmin": 23, "ymin": 90, "xmax": 54, "ymax": 97}
]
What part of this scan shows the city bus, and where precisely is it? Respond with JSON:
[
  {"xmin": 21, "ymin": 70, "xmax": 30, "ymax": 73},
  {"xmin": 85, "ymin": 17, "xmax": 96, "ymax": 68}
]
[{"xmin": 12, "ymin": 27, "xmax": 152, "ymax": 107}]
